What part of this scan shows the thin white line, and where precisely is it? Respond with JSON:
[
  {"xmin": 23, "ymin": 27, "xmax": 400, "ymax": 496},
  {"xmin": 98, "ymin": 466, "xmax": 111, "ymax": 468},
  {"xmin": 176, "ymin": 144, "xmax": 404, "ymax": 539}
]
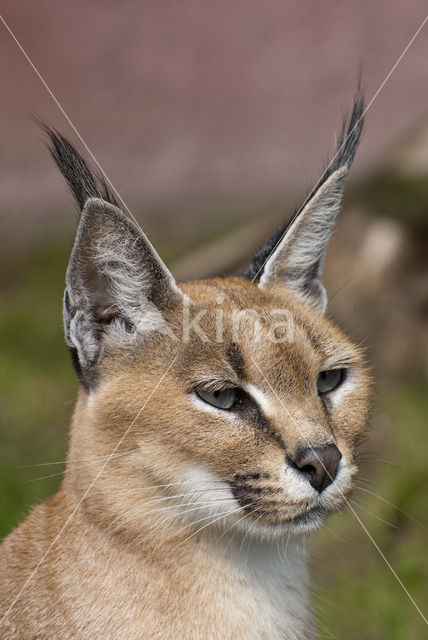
[
  {"xmin": 346, "ymin": 501, "xmax": 428, "ymax": 625},
  {"xmin": 2, "ymin": 5, "xmax": 427, "ymax": 628},
  {"xmin": 250, "ymin": 355, "xmax": 428, "ymax": 627},
  {"xmin": 250, "ymin": 13, "xmax": 428, "ymax": 283},
  {"xmin": 0, "ymin": 13, "xmax": 138, "ymax": 226},
  {"xmin": 0, "ymin": 354, "xmax": 177, "ymax": 625}
]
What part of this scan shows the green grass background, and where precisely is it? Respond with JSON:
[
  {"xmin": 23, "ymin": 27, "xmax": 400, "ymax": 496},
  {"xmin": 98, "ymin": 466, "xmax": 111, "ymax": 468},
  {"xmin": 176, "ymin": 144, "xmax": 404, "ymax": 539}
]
[{"xmin": 0, "ymin": 239, "xmax": 427, "ymax": 639}]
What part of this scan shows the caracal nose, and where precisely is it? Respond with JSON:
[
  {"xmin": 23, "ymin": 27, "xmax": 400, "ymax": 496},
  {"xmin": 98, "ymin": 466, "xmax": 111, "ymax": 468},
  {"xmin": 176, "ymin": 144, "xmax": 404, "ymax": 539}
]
[{"xmin": 289, "ymin": 444, "xmax": 342, "ymax": 492}]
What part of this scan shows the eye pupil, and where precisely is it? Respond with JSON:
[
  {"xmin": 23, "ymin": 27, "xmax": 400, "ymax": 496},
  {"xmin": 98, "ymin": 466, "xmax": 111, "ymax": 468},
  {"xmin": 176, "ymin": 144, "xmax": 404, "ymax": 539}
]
[
  {"xmin": 196, "ymin": 388, "xmax": 237, "ymax": 410},
  {"xmin": 317, "ymin": 369, "xmax": 345, "ymax": 395}
]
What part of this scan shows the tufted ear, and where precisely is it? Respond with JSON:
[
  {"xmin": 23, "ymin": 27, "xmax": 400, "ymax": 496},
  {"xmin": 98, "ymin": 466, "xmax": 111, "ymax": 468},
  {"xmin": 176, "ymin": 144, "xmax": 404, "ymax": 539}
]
[
  {"xmin": 257, "ymin": 165, "xmax": 348, "ymax": 312},
  {"xmin": 64, "ymin": 198, "xmax": 182, "ymax": 388},
  {"xmin": 43, "ymin": 127, "xmax": 182, "ymax": 388},
  {"xmin": 242, "ymin": 93, "xmax": 364, "ymax": 313}
]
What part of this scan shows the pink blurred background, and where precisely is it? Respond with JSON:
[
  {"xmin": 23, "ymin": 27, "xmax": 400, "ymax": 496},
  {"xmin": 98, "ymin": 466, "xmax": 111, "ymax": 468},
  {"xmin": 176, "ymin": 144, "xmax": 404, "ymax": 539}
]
[{"xmin": 1, "ymin": 1, "xmax": 428, "ymax": 247}]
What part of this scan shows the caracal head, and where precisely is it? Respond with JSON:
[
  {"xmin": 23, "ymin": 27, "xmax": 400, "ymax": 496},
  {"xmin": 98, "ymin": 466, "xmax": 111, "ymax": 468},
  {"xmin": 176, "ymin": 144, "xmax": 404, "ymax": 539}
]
[{"xmin": 47, "ymin": 94, "xmax": 370, "ymax": 542}]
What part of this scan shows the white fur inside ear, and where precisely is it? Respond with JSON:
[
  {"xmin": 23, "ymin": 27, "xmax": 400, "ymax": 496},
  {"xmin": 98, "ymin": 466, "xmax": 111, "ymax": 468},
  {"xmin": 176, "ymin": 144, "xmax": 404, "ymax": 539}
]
[
  {"xmin": 258, "ymin": 167, "xmax": 348, "ymax": 312},
  {"xmin": 95, "ymin": 230, "xmax": 156, "ymax": 325},
  {"xmin": 66, "ymin": 308, "xmax": 99, "ymax": 367},
  {"xmin": 92, "ymin": 226, "xmax": 179, "ymax": 341},
  {"xmin": 64, "ymin": 199, "xmax": 182, "ymax": 375}
]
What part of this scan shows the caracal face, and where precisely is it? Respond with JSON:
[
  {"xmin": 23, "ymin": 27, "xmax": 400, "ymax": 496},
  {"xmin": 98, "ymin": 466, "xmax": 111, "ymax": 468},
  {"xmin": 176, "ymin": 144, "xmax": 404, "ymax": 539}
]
[{"xmin": 73, "ymin": 274, "xmax": 370, "ymax": 544}]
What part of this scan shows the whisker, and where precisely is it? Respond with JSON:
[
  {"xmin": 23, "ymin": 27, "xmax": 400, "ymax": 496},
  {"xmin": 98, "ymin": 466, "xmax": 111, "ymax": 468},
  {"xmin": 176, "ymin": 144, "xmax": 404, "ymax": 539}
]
[
  {"xmin": 243, "ymin": 512, "xmax": 265, "ymax": 564},
  {"xmin": 221, "ymin": 505, "xmax": 264, "ymax": 557},
  {"xmin": 354, "ymin": 486, "xmax": 421, "ymax": 525},
  {"xmin": 20, "ymin": 449, "xmax": 137, "ymax": 468},
  {"xmin": 281, "ymin": 529, "xmax": 291, "ymax": 566},
  {"xmin": 106, "ymin": 497, "xmax": 236, "ymax": 539},
  {"xmin": 150, "ymin": 498, "xmax": 236, "ymax": 513},
  {"xmin": 100, "ymin": 489, "xmax": 237, "ymax": 539},
  {"xmin": 239, "ymin": 510, "xmax": 260, "ymax": 559},
  {"xmin": 355, "ymin": 475, "xmax": 378, "ymax": 487},
  {"xmin": 125, "ymin": 504, "xmax": 207, "ymax": 550},
  {"xmin": 219, "ymin": 504, "xmax": 259, "ymax": 549},
  {"xmin": 348, "ymin": 498, "xmax": 399, "ymax": 530},
  {"xmin": 315, "ymin": 617, "xmax": 338, "ymax": 640},
  {"xmin": 320, "ymin": 519, "xmax": 347, "ymax": 544},
  {"xmin": 135, "ymin": 505, "xmax": 245, "ymax": 558},
  {"xmin": 357, "ymin": 456, "xmax": 399, "ymax": 468},
  {"xmin": 128, "ymin": 498, "xmax": 240, "ymax": 548},
  {"xmin": 22, "ymin": 470, "xmax": 67, "ymax": 484},
  {"xmin": 92, "ymin": 482, "xmax": 235, "ymax": 494},
  {"xmin": 175, "ymin": 504, "xmax": 247, "ymax": 551}
]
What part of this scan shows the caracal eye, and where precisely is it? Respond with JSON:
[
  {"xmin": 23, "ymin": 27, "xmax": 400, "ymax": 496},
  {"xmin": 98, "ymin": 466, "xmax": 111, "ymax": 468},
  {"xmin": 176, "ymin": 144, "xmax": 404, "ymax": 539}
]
[
  {"xmin": 317, "ymin": 369, "xmax": 346, "ymax": 395},
  {"xmin": 196, "ymin": 388, "xmax": 237, "ymax": 410}
]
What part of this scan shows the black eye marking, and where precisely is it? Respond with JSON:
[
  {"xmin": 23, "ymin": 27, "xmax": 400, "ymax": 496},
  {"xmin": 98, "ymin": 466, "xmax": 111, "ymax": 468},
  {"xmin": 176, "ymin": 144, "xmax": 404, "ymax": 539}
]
[
  {"xmin": 193, "ymin": 384, "xmax": 286, "ymax": 449},
  {"xmin": 317, "ymin": 369, "xmax": 346, "ymax": 395}
]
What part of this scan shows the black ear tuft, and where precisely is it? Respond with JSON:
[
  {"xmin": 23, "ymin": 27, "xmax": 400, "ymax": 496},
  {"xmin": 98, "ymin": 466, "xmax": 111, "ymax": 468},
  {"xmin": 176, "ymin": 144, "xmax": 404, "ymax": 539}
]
[
  {"xmin": 42, "ymin": 124, "xmax": 119, "ymax": 210},
  {"xmin": 322, "ymin": 90, "xmax": 364, "ymax": 182},
  {"xmin": 242, "ymin": 91, "xmax": 364, "ymax": 282}
]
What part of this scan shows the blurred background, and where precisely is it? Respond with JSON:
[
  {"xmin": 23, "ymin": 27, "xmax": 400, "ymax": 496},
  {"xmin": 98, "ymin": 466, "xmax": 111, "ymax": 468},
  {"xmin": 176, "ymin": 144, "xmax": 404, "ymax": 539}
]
[{"xmin": 1, "ymin": 1, "xmax": 428, "ymax": 637}]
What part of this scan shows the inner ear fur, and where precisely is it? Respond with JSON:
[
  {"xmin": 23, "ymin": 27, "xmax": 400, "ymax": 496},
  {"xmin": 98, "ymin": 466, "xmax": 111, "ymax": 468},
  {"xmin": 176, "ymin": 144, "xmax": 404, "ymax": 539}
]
[
  {"xmin": 242, "ymin": 92, "xmax": 364, "ymax": 313},
  {"xmin": 64, "ymin": 197, "xmax": 181, "ymax": 387},
  {"xmin": 258, "ymin": 166, "xmax": 348, "ymax": 312}
]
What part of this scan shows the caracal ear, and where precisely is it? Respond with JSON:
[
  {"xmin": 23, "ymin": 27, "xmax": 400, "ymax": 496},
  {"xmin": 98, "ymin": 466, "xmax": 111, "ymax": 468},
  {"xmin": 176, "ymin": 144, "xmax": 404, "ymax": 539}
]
[
  {"xmin": 43, "ymin": 127, "xmax": 182, "ymax": 388},
  {"xmin": 258, "ymin": 166, "xmax": 348, "ymax": 312},
  {"xmin": 242, "ymin": 93, "xmax": 364, "ymax": 313},
  {"xmin": 64, "ymin": 198, "xmax": 182, "ymax": 387}
]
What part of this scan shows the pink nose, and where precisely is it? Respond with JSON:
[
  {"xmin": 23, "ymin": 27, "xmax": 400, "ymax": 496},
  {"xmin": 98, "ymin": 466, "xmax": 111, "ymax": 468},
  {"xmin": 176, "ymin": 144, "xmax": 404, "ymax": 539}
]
[{"xmin": 288, "ymin": 444, "xmax": 342, "ymax": 492}]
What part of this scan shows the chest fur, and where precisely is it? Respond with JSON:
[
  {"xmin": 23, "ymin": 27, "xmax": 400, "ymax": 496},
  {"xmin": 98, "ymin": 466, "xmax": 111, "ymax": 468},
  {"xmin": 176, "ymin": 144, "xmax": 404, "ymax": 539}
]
[{"xmin": 59, "ymin": 532, "xmax": 312, "ymax": 640}]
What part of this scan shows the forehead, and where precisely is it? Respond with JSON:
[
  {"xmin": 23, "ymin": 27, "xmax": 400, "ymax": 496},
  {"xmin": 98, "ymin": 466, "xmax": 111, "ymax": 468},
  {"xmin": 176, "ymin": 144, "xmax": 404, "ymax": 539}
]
[
  {"xmin": 176, "ymin": 278, "xmax": 354, "ymax": 384},
  {"xmin": 180, "ymin": 277, "xmax": 304, "ymax": 314}
]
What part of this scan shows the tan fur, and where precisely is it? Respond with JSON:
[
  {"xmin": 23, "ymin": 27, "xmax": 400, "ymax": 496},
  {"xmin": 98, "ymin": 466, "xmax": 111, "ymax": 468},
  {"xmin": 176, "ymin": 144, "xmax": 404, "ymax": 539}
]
[
  {"xmin": 0, "ymin": 275, "xmax": 370, "ymax": 639},
  {"xmin": 1, "ymin": 103, "xmax": 369, "ymax": 638}
]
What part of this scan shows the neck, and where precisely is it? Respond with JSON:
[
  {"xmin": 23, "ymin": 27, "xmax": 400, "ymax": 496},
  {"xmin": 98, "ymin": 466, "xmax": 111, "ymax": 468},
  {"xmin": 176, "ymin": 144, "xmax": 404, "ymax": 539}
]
[{"xmin": 59, "ymin": 466, "xmax": 314, "ymax": 639}]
